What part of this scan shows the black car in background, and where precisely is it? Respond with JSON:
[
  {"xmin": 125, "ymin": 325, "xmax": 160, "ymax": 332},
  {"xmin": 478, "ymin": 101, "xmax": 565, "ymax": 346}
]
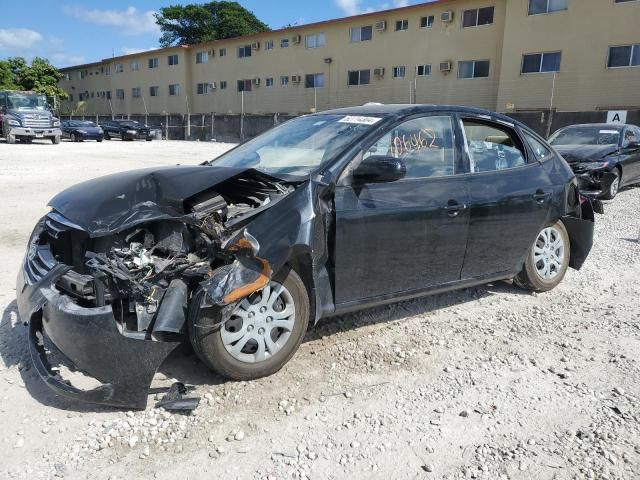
[
  {"xmin": 18, "ymin": 105, "xmax": 599, "ymax": 409},
  {"xmin": 61, "ymin": 120, "xmax": 104, "ymax": 142},
  {"xmin": 101, "ymin": 119, "xmax": 153, "ymax": 141},
  {"xmin": 549, "ymin": 123, "xmax": 640, "ymax": 199}
]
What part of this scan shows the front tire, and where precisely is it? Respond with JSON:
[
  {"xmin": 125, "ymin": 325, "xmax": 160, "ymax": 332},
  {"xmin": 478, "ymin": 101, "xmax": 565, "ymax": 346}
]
[
  {"xmin": 189, "ymin": 268, "xmax": 310, "ymax": 381},
  {"xmin": 51, "ymin": 135, "xmax": 60, "ymax": 145},
  {"xmin": 601, "ymin": 168, "xmax": 620, "ymax": 200},
  {"xmin": 514, "ymin": 220, "xmax": 570, "ymax": 293},
  {"xmin": 104, "ymin": 132, "xmax": 111, "ymax": 140}
]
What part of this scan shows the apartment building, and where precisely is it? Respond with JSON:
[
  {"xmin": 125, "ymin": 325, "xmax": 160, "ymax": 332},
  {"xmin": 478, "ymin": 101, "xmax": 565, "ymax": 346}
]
[{"xmin": 58, "ymin": 0, "xmax": 640, "ymax": 116}]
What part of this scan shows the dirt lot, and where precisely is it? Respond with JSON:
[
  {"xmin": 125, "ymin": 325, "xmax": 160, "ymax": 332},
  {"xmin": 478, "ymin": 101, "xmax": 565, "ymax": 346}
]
[{"xmin": 0, "ymin": 138, "xmax": 639, "ymax": 480}]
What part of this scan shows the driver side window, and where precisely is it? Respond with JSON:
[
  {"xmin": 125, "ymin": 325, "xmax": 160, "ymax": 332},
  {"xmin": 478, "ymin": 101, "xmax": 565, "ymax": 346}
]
[
  {"xmin": 623, "ymin": 128, "xmax": 637, "ymax": 147},
  {"xmin": 363, "ymin": 115, "xmax": 457, "ymax": 179}
]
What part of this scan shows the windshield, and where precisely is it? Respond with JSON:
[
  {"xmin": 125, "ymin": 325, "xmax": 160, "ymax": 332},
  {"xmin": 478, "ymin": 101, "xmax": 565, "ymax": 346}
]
[
  {"xmin": 118, "ymin": 121, "xmax": 143, "ymax": 128},
  {"xmin": 66, "ymin": 120, "xmax": 96, "ymax": 127},
  {"xmin": 6, "ymin": 92, "xmax": 48, "ymax": 110},
  {"xmin": 211, "ymin": 114, "xmax": 383, "ymax": 180},
  {"xmin": 549, "ymin": 126, "xmax": 622, "ymax": 146}
]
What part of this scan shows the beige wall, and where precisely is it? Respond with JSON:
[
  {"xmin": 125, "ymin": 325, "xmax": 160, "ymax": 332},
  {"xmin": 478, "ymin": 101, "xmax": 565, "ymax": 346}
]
[{"xmin": 58, "ymin": 0, "xmax": 640, "ymax": 116}]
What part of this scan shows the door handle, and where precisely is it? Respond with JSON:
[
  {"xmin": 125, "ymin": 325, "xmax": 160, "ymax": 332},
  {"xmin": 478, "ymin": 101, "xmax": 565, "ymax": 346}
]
[
  {"xmin": 533, "ymin": 190, "xmax": 548, "ymax": 204},
  {"xmin": 443, "ymin": 201, "xmax": 467, "ymax": 217}
]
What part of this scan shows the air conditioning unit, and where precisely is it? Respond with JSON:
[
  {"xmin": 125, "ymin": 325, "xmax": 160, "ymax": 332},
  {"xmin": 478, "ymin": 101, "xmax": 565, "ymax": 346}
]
[
  {"xmin": 292, "ymin": 34, "xmax": 302, "ymax": 44},
  {"xmin": 209, "ymin": 82, "xmax": 217, "ymax": 90},
  {"xmin": 251, "ymin": 41, "xmax": 260, "ymax": 51},
  {"xmin": 374, "ymin": 67, "xmax": 385, "ymax": 78},
  {"xmin": 441, "ymin": 11, "xmax": 454, "ymax": 23},
  {"xmin": 291, "ymin": 75, "xmax": 301, "ymax": 83},
  {"xmin": 440, "ymin": 61, "xmax": 452, "ymax": 73},
  {"xmin": 252, "ymin": 77, "xmax": 261, "ymax": 86},
  {"xmin": 375, "ymin": 20, "xmax": 387, "ymax": 32},
  {"xmin": 324, "ymin": 57, "xmax": 333, "ymax": 64}
]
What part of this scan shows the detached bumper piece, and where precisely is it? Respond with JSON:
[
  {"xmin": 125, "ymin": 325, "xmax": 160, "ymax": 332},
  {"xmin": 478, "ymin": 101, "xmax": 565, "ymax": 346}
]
[
  {"xmin": 562, "ymin": 197, "xmax": 600, "ymax": 271},
  {"xmin": 19, "ymin": 267, "xmax": 180, "ymax": 410}
]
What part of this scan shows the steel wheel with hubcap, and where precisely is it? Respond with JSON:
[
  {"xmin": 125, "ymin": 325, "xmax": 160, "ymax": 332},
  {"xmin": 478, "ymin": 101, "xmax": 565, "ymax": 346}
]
[
  {"xmin": 514, "ymin": 220, "xmax": 570, "ymax": 292},
  {"xmin": 189, "ymin": 268, "xmax": 310, "ymax": 380}
]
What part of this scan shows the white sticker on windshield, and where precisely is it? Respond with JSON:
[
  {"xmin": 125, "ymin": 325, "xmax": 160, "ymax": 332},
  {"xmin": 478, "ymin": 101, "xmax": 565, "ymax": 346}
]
[
  {"xmin": 600, "ymin": 130, "xmax": 619, "ymax": 134},
  {"xmin": 339, "ymin": 116, "xmax": 382, "ymax": 125}
]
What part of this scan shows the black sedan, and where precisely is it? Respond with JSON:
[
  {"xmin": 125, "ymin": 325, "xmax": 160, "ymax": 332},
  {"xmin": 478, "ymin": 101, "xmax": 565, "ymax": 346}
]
[
  {"xmin": 549, "ymin": 123, "xmax": 640, "ymax": 199},
  {"xmin": 61, "ymin": 120, "xmax": 104, "ymax": 142},
  {"xmin": 101, "ymin": 119, "xmax": 153, "ymax": 141},
  {"xmin": 17, "ymin": 105, "xmax": 598, "ymax": 409}
]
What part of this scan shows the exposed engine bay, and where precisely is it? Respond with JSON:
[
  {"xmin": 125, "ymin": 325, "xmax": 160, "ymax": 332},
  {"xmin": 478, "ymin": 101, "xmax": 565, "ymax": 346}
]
[{"xmin": 42, "ymin": 171, "xmax": 294, "ymax": 342}]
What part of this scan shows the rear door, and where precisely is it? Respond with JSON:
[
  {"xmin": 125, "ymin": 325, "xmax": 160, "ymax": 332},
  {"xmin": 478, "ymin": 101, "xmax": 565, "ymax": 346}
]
[
  {"xmin": 459, "ymin": 116, "xmax": 553, "ymax": 279},
  {"xmin": 621, "ymin": 127, "xmax": 640, "ymax": 182},
  {"xmin": 333, "ymin": 113, "xmax": 470, "ymax": 305}
]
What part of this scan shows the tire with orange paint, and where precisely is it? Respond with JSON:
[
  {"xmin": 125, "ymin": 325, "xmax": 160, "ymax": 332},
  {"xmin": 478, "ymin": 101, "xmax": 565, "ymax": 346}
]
[{"xmin": 188, "ymin": 267, "xmax": 310, "ymax": 381}]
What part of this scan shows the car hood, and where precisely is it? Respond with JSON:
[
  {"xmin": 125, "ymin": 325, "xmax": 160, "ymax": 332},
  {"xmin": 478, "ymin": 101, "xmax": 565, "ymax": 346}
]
[
  {"xmin": 7, "ymin": 108, "xmax": 52, "ymax": 119},
  {"xmin": 48, "ymin": 165, "xmax": 247, "ymax": 236},
  {"xmin": 70, "ymin": 126, "xmax": 102, "ymax": 133},
  {"xmin": 553, "ymin": 144, "xmax": 619, "ymax": 163}
]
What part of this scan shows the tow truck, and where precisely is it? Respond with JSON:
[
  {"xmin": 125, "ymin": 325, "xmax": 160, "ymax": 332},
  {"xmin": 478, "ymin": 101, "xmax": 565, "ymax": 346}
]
[{"xmin": 0, "ymin": 90, "xmax": 62, "ymax": 144}]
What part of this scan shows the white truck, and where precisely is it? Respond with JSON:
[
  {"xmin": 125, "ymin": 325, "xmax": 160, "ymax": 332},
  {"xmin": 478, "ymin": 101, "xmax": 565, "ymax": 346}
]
[{"xmin": 0, "ymin": 90, "xmax": 62, "ymax": 144}]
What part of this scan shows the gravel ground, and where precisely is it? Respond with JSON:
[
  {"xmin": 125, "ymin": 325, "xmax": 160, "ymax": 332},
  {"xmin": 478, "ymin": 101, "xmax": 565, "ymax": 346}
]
[{"xmin": 0, "ymin": 138, "xmax": 639, "ymax": 480}]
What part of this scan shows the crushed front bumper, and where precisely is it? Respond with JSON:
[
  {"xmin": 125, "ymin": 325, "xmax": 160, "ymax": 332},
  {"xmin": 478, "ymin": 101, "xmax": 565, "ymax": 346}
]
[
  {"xmin": 16, "ymin": 266, "xmax": 180, "ymax": 409},
  {"xmin": 575, "ymin": 171, "xmax": 618, "ymax": 198}
]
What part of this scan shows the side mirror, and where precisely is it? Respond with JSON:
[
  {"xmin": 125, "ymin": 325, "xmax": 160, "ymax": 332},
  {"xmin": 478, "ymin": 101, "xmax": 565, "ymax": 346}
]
[
  {"xmin": 626, "ymin": 141, "xmax": 640, "ymax": 150},
  {"xmin": 353, "ymin": 155, "xmax": 407, "ymax": 184}
]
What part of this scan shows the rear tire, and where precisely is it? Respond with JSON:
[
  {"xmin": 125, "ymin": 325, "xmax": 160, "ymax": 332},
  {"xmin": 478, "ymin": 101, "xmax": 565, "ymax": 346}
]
[
  {"xmin": 189, "ymin": 268, "xmax": 310, "ymax": 381},
  {"xmin": 71, "ymin": 133, "xmax": 78, "ymax": 142},
  {"xmin": 514, "ymin": 220, "xmax": 570, "ymax": 293}
]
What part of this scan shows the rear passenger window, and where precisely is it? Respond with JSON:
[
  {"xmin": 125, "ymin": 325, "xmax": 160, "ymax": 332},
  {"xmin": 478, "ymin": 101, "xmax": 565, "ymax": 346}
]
[
  {"xmin": 462, "ymin": 119, "xmax": 527, "ymax": 172},
  {"xmin": 523, "ymin": 132, "xmax": 553, "ymax": 162},
  {"xmin": 364, "ymin": 115, "xmax": 458, "ymax": 178}
]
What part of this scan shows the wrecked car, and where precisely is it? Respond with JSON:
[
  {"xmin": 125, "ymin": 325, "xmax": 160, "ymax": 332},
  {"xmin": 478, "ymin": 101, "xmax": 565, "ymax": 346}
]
[
  {"xmin": 17, "ymin": 105, "xmax": 600, "ymax": 409},
  {"xmin": 549, "ymin": 123, "xmax": 640, "ymax": 199}
]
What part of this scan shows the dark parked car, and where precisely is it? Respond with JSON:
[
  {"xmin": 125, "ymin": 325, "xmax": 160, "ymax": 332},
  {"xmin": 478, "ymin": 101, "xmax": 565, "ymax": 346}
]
[
  {"xmin": 61, "ymin": 120, "xmax": 104, "ymax": 142},
  {"xmin": 549, "ymin": 123, "xmax": 640, "ymax": 199},
  {"xmin": 17, "ymin": 105, "xmax": 599, "ymax": 409},
  {"xmin": 101, "ymin": 119, "xmax": 153, "ymax": 141}
]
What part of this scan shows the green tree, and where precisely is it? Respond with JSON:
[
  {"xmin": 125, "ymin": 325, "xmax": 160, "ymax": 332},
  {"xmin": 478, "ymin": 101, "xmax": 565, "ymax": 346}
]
[
  {"xmin": 155, "ymin": 1, "xmax": 270, "ymax": 47},
  {"xmin": 0, "ymin": 56, "xmax": 67, "ymax": 100}
]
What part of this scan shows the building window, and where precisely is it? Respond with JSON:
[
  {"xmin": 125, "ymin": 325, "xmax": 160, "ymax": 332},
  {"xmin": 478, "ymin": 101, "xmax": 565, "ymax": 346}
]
[
  {"xmin": 168, "ymin": 54, "xmax": 179, "ymax": 66},
  {"xmin": 458, "ymin": 60, "xmax": 490, "ymax": 79},
  {"xmin": 416, "ymin": 64, "xmax": 432, "ymax": 76},
  {"xmin": 395, "ymin": 19, "xmax": 409, "ymax": 31},
  {"xmin": 68, "ymin": 93, "xmax": 74, "ymax": 101},
  {"xmin": 131, "ymin": 60, "xmax": 140, "ymax": 71},
  {"xmin": 148, "ymin": 57, "xmax": 159, "ymax": 69},
  {"xmin": 305, "ymin": 33, "xmax": 326, "ymax": 49},
  {"xmin": 219, "ymin": 48, "xmax": 227, "ymax": 57},
  {"xmin": 237, "ymin": 79, "xmax": 252, "ymax": 92},
  {"xmin": 106, "ymin": 91, "xmax": 111, "ymax": 100},
  {"xmin": 392, "ymin": 66, "xmax": 406, "ymax": 78},
  {"xmin": 462, "ymin": 7, "xmax": 495, "ymax": 27},
  {"xmin": 169, "ymin": 84, "xmax": 180, "ymax": 96},
  {"xmin": 220, "ymin": 81, "xmax": 227, "ymax": 90},
  {"xmin": 521, "ymin": 52, "xmax": 562, "ymax": 73},
  {"xmin": 264, "ymin": 77, "xmax": 274, "ymax": 88},
  {"xmin": 197, "ymin": 83, "xmax": 209, "ymax": 95},
  {"xmin": 420, "ymin": 15, "xmax": 435, "ymax": 28},
  {"xmin": 350, "ymin": 25, "xmax": 373, "ymax": 43},
  {"xmin": 116, "ymin": 89, "xmax": 125, "ymax": 100},
  {"xmin": 149, "ymin": 86, "xmax": 159, "ymax": 97},
  {"xmin": 280, "ymin": 76, "xmax": 289, "ymax": 86},
  {"xmin": 608, "ymin": 44, "xmax": 640, "ymax": 68},
  {"xmin": 196, "ymin": 51, "xmax": 209, "ymax": 64},
  {"xmin": 281, "ymin": 38, "xmax": 289, "ymax": 48},
  {"xmin": 348, "ymin": 69, "xmax": 371, "ymax": 86},
  {"xmin": 305, "ymin": 73, "xmax": 325, "ymax": 88},
  {"xmin": 115, "ymin": 63, "xmax": 124, "ymax": 73},
  {"xmin": 528, "ymin": 0, "xmax": 568, "ymax": 15},
  {"xmin": 238, "ymin": 45, "xmax": 252, "ymax": 58},
  {"xmin": 265, "ymin": 40, "xmax": 274, "ymax": 50},
  {"xmin": 132, "ymin": 87, "xmax": 141, "ymax": 98}
]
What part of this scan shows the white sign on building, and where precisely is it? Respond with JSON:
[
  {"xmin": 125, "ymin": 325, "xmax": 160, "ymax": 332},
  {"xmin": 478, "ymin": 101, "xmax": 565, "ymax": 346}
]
[{"xmin": 607, "ymin": 111, "xmax": 627, "ymax": 124}]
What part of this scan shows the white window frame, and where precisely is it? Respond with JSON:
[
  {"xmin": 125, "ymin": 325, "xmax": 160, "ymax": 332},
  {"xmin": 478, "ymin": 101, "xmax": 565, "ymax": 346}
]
[
  {"xmin": 265, "ymin": 40, "xmax": 274, "ymax": 50},
  {"xmin": 220, "ymin": 81, "xmax": 228, "ymax": 90},
  {"xmin": 265, "ymin": 77, "xmax": 274, "ymax": 88},
  {"xmin": 219, "ymin": 48, "xmax": 227, "ymax": 57},
  {"xmin": 168, "ymin": 84, "xmax": 180, "ymax": 96},
  {"xmin": 168, "ymin": 54, "xmax": 179, "ymax": 66},
  {"xmin": 349, "ymin": 25, "xmax": 373, "ymax": 43},
  {"xmin": 115, "ymin": 89, "xmax": 125, "ymax": 100},
  {"xmin": 131, "ymin": 87, "xmax": 141, "ymax": 98},
  {"xmin": 305, "ymin": 33, "xmax": 326, "ymax": 49},
  {"xmin": 347, "ymin": 69, "xmax": 371, "ymax": 86},
  {"xmin": 131, "ymin": 61, "xmax": 140, "ymax": 71},
  {"xmin": 392, "ymin": 66, "xmax": 406, "ymax": 78},
  {"xmin": 416, "ymin": 64, "xmax": 432, "ymax": 76},
  {"xmin": 521, "ymin": 51, "xmax": 562, "ymax": 74},
  {"xmin": 280, "ymin": 76, "xmax": 289, "ymax": 86},
  {"xmin": 462, "ymin": 6, "xmax": 495, "ymax": 28},
  {"xmin": 395, "ymin": 19, "xmax": 409, "ymax": 31},
  {"xmin": 115, "ymin": 63, "xmax": 124, "ymax": 73},
  {"xmin": 280, "ymin": 38, "xmax": 290, "ymax": 48},
  {"xmin": 607, "ymin": 44, "xmax": 640, "ymax": 68},
  {"xmin": 420, "ymin": 15, "xmax": 435, "ymax": 28},
  {"xmin": 149, "ymin": 86, "xmax": 159, "ymax": 97},
  {"xmin": 196, "ymin": 51, "xmax": 209, "ymax": 64},
  {"xmin": 237, "ymin": 45, "xmax": 252, "ymax": 58},
  {"xmin": 148, "ymin": 58, "xmax": 159, "ymax": 69},
  {"xmin": 305, "ymin": 73, "xmax": 325, "ymax": 88},
  {"xmin": 527, "ymin": 0, "xmax": 568, "ymax": 15}
]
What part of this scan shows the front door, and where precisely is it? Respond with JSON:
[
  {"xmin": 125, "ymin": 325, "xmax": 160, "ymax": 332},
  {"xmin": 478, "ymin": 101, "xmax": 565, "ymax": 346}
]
[
  {"xmin": 621, "ymin": 127, "xmax": 640, "ymax": 183},
  {"xmin": 333, "ymin": 114, "xmax": 470, "ymax": 305},
  {"xmin": 459, "ymin": 117, "xmax": 553, "ymax": 279}
]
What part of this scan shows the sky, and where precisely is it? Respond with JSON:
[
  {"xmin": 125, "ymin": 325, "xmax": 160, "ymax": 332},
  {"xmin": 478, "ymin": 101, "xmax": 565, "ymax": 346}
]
[{"xmin": 0, "ymin": 0, "xmax": 421, "ymax": 68}]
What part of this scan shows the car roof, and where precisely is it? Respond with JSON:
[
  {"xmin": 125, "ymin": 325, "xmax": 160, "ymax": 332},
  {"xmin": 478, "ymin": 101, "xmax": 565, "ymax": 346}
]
[
  {"xmin": 559, "ymin": 123, "xmax": 628, "ymax": 130},
  {"xmin": 319, "ymin": 104, "xmax": 518, "ymax": 122}
]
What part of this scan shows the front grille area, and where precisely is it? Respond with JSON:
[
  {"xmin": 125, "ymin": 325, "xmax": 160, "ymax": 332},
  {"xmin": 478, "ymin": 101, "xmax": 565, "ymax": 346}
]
[
  {"xmin": 20, "ymin": 114, "xmax": 51, "ymax": 129},
  {"xmin": 24, "ymin": 244, "xmax": 57, "ymax": 285}
]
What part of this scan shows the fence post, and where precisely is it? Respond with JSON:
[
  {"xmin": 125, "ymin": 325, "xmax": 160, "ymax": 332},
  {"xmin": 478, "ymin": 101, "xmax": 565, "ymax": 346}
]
[
  {"xmin": 274, "ymin": 113, "xmax": 278, "ymax": 127},
  {"xmin": 211, "ymin": 113, "xmax": 215, "ymax": 141},
  {"xmin": 165, "ymin": 113, "xmax": 169, "ymax": 140}
]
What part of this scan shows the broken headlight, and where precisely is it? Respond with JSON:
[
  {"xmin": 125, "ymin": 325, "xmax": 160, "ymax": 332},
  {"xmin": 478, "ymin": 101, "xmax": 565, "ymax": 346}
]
[{"xmin": 581, "ymin": 161, "xmax": 610, "ymax": 170}]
